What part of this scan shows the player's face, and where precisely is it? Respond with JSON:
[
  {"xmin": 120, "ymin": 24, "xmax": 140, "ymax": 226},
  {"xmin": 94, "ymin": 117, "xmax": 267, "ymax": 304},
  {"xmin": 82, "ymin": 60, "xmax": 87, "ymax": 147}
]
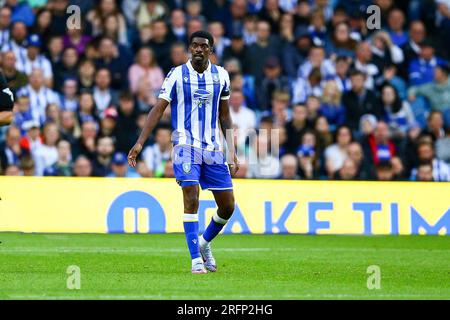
[{"xmin": 189, "ymin": 37, "xmax": 211, "ymax": 64}]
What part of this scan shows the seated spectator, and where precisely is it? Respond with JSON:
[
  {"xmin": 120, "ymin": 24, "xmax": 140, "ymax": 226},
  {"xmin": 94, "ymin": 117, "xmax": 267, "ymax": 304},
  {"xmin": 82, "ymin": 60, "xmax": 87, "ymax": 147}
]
[
  {"xmin": 270, "ymin": 90, "xmax": 291, "ymax": 127},
  {"xmin": 325, "ymin": 21, "xmax": 357, "ymax": 59},
  {"xmin": 420, "ymin": 110, "xmax": 446, "ymax": 142},
  {"xmin": 347, "ymin": 141, "xmax": 373, "ymax": 180},
  {"xmin": 20, "ymin": 155, "xmax": 35, "ymax": 176},
  {"xmin": 362, "ymin": 121, "xmax": 396, "ymax": 167},
  {"xmin": 16, "ymin": 68, "xmax": 60, "ymax": 125},
  {"xmin": 63, "ymin": 26, "xmax": 91, "ymax": 56},
  {"xmin": 33, "ymin": 122, "xmax": 59, "ymax": 176},
  {"xmin": 92, "ymin": 68, "xmax": 118, "ymax": 116},
  {"xmin": 18, "ymin": 120, "xmax": 41, "ymax": 154},
  {"xmin": 128, "ymin": 47, "xmax": 164, "ymax": 107},
  {"xmin": 278, "ymin": 154, "xmax": 299, "ymax": 179},
  {"xmin": 391, "ymin": 156, "xmax": 407, "ymax": 180},
  {"xmin": 59, "ymin": 110, "xmax": 80, "ymax": 146},
  {"xmin": 333, "ymin": 158, "xmax": 358, "ymax": 180},
  {"xmin": 72, "ymin": 120, "xmax": 98, "ymax": 159},
  {"xmin": 298, "ymin": 45, "xmax": 335, "ymax": 80},
  {"xmin": 375, "ymin": 161, "xmax": 396, "ymax": 181},
  {"xmin": 387, "ymin": 8, "xmax": 408, "ymax": 47},
  {"xmin": 408, "ymin": 39, "xmax": 446, "ymax": 86},
  {"xmin": 115, "ymin": 92, "xmax": 139, "ymax": 153},
  {"xmin": 99, "ymin": 107, "xmax": 118, "ymax": 140},
  {"xmin": 319, "ymin": 80, "xmax": 346, "ymax": 130},
  {"xmin": 2, "ymin": 51, "xmax": 28, "ymax": 93},
  {"xmin": 142, "ymin": 124, "xmax": 172, "ymax": 178},
  {"xmin": 370, "ymin": 31, "xmax": 404, "ymax": 72},
  {"xmin": 296, "ymin": 131, "xmax": 320, "ymax": 179},
  {"xmin": 0, "ymin": 125, "xmax": 29, "ymax": 172},
  {"xmin": 247, "ymin": 133, "xmax": 281, "ymax": 179},
  {"xmin": 284, "ymin": 104, "xmax": 310, "ymax": 154},
  {"xmin": 229, "ymin": 90, "xmax": 257, "ymax": 151},
  {"xmin": 44, "ymin": 140, "xmax": 73, "ymax": 176},
  {"xmin": 77, "ymin": 59, "xmax": 96, "ymax": 91},
  {"xmin": 324, "ymin": 125, "xmax": 352, "ymax": 177},
  {"xmin": 410, "ymin": 140, "xmax": 450, "ymax": 181},
  {"xmin": 258, "ymin": 57, "xmax": 291, "ymax": 110},
  {"xmin": 107, "ymin": 152, "xmax": 140, "ymax": 178},
  {"xmin": 73, "ymin": 155, "xmax": 93, "ymax": 177},
  {"xmin": 91, "ymin": 136, "xmax": 114, "ymax": 177},
  {"xmin": 436, "ymin": 129, "xmax": 450, "ymax": 163},
  {"xmin": 77, "ymin": 91, "xmax": 99, "ymax": 125},
  {"xmin": 380, "ymin": 83, "xmax": 416, "ymax": 138},
  {"xmin": 408, "ymin": 63, "xmax": 450, "ymax": 113},
  {"xmin": 352, "ymin": 42, "xmax": 379, "ymax": 90},
  {"xmin": 342, "ymin": 70, "xmax": 382, "ymax": 131},
  {"xmin": 16, "ymin": 34, "xmax": 53, "ymax": 87},
  {"xmin": 292, "ymin": 67, "xmax": 324, "ymax": 105},
  {"xmin": 53, "ymin": 47, "xmax": 79, "ymax": 92},
  {"xmin": 415, "ymin": 161, "xmax": 434, "ymax": 181},
  {"xmin": 59, "ymin": 78, "xmax": 79, "ymax": 112}
]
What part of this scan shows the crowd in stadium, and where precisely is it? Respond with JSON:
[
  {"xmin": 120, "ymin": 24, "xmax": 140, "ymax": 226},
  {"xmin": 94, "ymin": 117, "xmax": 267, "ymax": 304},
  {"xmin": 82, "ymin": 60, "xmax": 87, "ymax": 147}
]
[{"xmin": 0, "ymin": 0, "xmax": 449, "ymax": 181}]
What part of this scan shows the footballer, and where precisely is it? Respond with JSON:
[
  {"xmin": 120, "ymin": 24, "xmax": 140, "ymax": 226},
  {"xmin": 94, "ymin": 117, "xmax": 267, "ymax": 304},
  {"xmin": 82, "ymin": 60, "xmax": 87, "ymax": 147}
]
[{"xmin": 128, "ymin": 31, "xmax": 239, "ymax": 274}]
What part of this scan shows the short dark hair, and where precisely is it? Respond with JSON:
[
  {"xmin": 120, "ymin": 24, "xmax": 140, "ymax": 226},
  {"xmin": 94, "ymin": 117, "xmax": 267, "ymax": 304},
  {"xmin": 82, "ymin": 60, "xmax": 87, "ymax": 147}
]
[{"xmin": 189, "ymin": 30, "xmax": 214, "ymax": 47}]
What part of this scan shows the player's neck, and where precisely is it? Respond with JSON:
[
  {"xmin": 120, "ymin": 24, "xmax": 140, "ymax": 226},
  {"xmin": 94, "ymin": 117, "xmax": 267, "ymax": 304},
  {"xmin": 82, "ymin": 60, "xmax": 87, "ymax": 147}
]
[{"xmin": 191, "ymin": 59, "xmax": 209, "ymax": 74}]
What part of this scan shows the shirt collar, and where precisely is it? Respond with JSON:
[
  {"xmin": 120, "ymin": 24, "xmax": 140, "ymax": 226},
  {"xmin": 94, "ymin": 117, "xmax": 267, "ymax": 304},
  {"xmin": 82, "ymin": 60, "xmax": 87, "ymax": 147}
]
[{"xmin": 187, "ymin": 59, "xmax": 212, "ymax": 74}]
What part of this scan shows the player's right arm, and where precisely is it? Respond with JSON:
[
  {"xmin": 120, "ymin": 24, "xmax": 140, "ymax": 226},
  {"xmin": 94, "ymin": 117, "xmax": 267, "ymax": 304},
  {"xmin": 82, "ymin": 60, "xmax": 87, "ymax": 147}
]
[
  {"xmin": 0, "ymin": 70, "xmax": 14, "ymax": 126},
  {"xmin": 127, "ymin": 98, "xmax": 169, "ymax": 167}
]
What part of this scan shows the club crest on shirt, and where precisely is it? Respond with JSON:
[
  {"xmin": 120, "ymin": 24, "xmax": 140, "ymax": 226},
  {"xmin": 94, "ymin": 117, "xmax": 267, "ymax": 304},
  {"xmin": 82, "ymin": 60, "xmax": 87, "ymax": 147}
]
[
  {"xmin": 193, "ymin": 88, "xmax": 211, "ymax": 108},
  {"xmin": 182, "ymin": 162, "xmax": 191, "ymax": 173},
  {"xmin": 212, "ymin": 74, "xmax": 220, "ymax": 83}
]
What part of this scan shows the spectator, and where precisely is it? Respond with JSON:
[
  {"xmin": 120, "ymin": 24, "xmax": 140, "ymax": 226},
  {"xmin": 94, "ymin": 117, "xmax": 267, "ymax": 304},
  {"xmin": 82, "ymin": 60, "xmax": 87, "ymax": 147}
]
[
  {"xmin": 87, "ymin": 0, "xmax": 127, "ymax": 38},
  {"xmin": 59, "ymin": 78, "xmax": 79, "ymax": 112},
  {"xmin": 342, "ymin": 70, "xmax": 382, "ymax": 131},
  {"xmin": 59, "ymin": 110, "xmax": 80, "ymax": 146},
  {"xmin": 33, "ymin": 122, "xmax": 59, "ymax": 176},
  {"xmin": 375, "ymin": 161, "xmax": 396, "ymax": 181},
  {"xmin": 352, "ymin": 42, "xmax": 379, "ymax": 90},
  {"xmin": 1, "ymin": 51, "xmax": 28, "ymax": 92},
  {"xmin": 0, "ymin": 125, "xmax": 28, "ymax": 171},
  {"xmin": 319, "ymin": 80, "xmax": 346, "ymax": 130},
  {"xmin": 72, "ymin": 120, "xmax": 98, "ymax": 159},
  {"xmin": 362, "ymin": 121, "xmax": 396, "ymax": 167},
  {"xmin": 92, "ymin": 68, "xmax": 118, "ymax": 115},
  {"xmin": 279, "ymin": 154, "xmax": 300, "ymax": 180},
  {"xmin": 258, "ymin": 57, "xmax": 291, "ymax": 110},
  {"xmin": 73, "ymin": 155, "xmax": 93, "ymax": 177},
  {"xmin": 107, "ymin": 151, "xmax": 140, "ymax": 178},
  {"xmin": 347, "ymin": 141, "xmax": 372, "ymax": 180},
  {"xmin": 115, "ymin": 92, "xmax": 139, "ymax": 153},
  {"xmin": 77, "ymin": 59, "xmax": 96, "ymax": 91},
  {"xmin": 284, "ymin": 104, "xmax": 310, "ymax": 154},
  {"xmin": 20, "ymin": 154, "xmax": 35, "ymax": 176},
  {"xmin": 325, "ymin": 21, "xmax": 357, "ymax": 59},
  {"xmin": 298, "ymin": 45, "xmax": 335, "ymax": 80},
  {"xmin": 325, "ymin": 125, "xmax": 352, "ymax": 177},
  {"xmin": 63, "ymin": 26, "xmax": 91, "ymax": 56},
  {"xmin": 16, "ymin": 68, "xmax": 60, "ymax": 125},
  {"xmin": 333, "ymin": 158, "xmax": 358, "ymax": 180},
  {"xmin": 7, "ymin": 0, "xmax": 35, "ymax": 27},
  {"xmin": 0, "ymin": 6, "xmax": 12, "ymax": 48},
  {"xmin": 54, "ymin": 47, "xmax": 79, "ymax": 92},
  {"xmin": 296, "ymin": 140, "xmax": 319, "ymax": 180},
  {"xmin": 169, "ymin": 9, "xmax": 187, "ymax": 45},
  {"xmin": 408, "ymin": 39, "xmax": 446, "ymax": 86},
  {"xmin": 247, "ymin": 133, "xmax": 281, "ymax": 179},
  {"xmin": 128, "ymin": 46, "xmax": 164, "ymax": 107},
  {"xmin": 380, "ymin": 83, "xmax": 416, "ymax": 138},
  {"xmin": 142, "ymin": 124, "xmax": 172, "ymax": 178},
  {"xmin": 135, "ymin": 0, "xmax": 166, "ymax": 29},
  {"xmin": 408, "ymin": 63, "xmax": 450, "ymax": 113},
  {"xmin": 146, "ymin": 19, "xmax": 174, "ymax": 73},
  {"xmin": 229, "ymin": 90, "xmax": 257, "ymax": 151},
  {"xmin": 91, "ymin": 136, "xmax": 114, "ymax": 177},
  {"xmin": 415, "ymin": 161, "xmax": 434, "ymax": 181},
  {"xmin": 410, "ymin": 140, "xmax": 450, "ymax": 181},
  {"xmin": 44, "ymin": 139, "xmax": 73, "ymax": 176},
  {"xmin": 387, "ymin": 8, "xmax": 408, "ymax": 47}
]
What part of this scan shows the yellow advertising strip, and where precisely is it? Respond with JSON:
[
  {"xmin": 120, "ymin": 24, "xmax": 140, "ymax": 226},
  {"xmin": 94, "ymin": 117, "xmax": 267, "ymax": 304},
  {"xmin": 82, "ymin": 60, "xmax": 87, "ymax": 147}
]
[{"xmin": 0, "ymin": 177, "xmax": 449, "ymax": 235}]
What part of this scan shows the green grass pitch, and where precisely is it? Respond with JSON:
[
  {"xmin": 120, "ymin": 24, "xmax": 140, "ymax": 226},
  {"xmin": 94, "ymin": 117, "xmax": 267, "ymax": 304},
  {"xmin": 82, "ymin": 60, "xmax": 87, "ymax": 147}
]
[{"xmin": 0, "ymin": 233, "xmax": 449, "ymax": 300}]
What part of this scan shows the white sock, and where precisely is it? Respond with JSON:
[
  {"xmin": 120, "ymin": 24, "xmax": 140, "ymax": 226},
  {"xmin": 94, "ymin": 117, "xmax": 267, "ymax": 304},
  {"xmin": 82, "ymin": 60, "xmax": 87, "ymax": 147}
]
[
  {"xmin": 192, "ymin": 257, "xmax": 203, "ymax": 265},
  {"xmin": 199, "ymin": 235, "xmax": 208, "ymax": 248}
]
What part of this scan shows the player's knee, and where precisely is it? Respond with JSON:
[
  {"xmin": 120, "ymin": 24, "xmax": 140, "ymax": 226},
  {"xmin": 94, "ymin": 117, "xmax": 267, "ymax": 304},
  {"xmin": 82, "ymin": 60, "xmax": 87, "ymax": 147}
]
[{"xmin": 183, "ymin": 188, "xmax": 199, "ymax": 212}]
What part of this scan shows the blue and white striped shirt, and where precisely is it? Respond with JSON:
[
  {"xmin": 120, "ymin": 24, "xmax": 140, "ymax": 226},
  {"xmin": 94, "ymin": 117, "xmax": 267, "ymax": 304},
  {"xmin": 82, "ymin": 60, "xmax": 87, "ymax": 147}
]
[{"xmin": 158, "ymin": 60, "xmax": 230, "ymax": 151}]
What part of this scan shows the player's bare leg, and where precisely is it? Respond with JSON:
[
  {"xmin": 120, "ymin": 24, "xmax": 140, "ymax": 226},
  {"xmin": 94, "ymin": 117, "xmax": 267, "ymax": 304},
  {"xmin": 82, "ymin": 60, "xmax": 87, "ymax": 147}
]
[
  {"xmin": 199, "ymin": 190, "xmax": 235, "ymax": 272},
  {"xmin": 182, "ymin": 184, "xmax": 207, "ymax": 274}
]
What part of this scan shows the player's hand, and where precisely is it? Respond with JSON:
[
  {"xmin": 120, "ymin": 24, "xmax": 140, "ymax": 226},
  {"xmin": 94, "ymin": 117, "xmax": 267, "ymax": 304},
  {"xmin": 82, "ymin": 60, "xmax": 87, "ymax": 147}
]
[
  {"xmin": 128, "ymin": 143, "xmax": 142, "ymax": 167},
  {"xmin": 228, "ymin": 153, "xmax": 240, "ymax": 177}
]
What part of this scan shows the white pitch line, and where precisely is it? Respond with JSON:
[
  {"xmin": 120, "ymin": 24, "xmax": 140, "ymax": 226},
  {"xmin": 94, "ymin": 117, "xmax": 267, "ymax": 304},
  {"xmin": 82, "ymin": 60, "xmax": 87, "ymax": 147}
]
[
  {"xmin": 0, "ymin": 247, "xmax": 448, "ymax": 254},
  {"xmin": 4, "ymin": 293, "xmax": 449, "ymax": 300}
]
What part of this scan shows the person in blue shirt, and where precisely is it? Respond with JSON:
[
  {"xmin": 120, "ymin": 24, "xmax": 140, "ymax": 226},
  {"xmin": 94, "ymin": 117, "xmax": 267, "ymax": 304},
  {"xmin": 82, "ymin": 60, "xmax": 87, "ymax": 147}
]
[
  {"xmin": 107, "ymin": 152, "xmax": 141, "ymax": 178},
  {"xmin": 7, "ymin": 0, "xmax": 35, "ymax": 27},
  {"xmin": 408, "ymin": 39, "xmax": 447, "ymax": 86}
]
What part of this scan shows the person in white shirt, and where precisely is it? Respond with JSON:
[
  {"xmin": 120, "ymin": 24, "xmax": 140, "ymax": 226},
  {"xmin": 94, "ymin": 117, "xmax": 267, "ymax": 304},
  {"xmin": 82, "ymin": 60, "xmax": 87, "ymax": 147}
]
[
  {"xmin": 324, "ymin": 125, "xmax": 353, "ymax": 177},
  {"xmin": 410, "ymin": 140, "xmax": 450, "ymax": 182},
  {"xmin": 33, "ymin": 122, "xmax": 60, "ymax": 176},
  {"xmin": 93, "ymin": 68, "xmax": 118, "ymax": 116},
  {"xmin": 141, "ymin": 124, "xmax": 173, "ymax": 177},
  {"xmin": 229, "ymin": 89, "xmax": 256, "ymax": 151},
  {"xmin": 0, "ymin": 6, "xmax": 11, "ymax": 48},
  {"xmin": 247, "ymin": 133, "xmax": 281, "ymax": 178},
  {"xmin": 16, "ymin": 68, "xmax": 60, "ymax": 125},
  {"xmin": 16, "ymin": 34, "xmax": 53, "ymax": 87}
]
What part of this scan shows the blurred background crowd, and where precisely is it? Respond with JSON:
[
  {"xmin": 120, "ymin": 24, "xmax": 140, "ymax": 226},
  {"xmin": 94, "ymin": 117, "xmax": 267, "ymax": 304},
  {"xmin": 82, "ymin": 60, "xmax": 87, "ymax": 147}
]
[{"xmin": 0, "ymin": 0, "xmax": 449, "ymax": 181}]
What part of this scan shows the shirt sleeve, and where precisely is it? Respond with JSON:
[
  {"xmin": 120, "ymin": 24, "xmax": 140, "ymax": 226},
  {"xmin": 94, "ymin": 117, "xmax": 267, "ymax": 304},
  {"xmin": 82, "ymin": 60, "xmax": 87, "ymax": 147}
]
[
  {"xmin": 158, "ymin": 67, "xmax": 177, "ymax": 103},
  {"xmin": 220, "ymin": 69, "xmax": 231, "ymax": 100}
]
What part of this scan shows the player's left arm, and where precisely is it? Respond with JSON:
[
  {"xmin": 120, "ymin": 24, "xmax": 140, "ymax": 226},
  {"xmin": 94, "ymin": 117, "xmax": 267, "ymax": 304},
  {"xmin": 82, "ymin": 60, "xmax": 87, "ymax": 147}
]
[
  {"xmin": 219, "ymin": 98, "xmax": 239, "ymax": 176},
  {"xmin": 0, "ymin": 70, "xmax": 14, "ymax": 126}
]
